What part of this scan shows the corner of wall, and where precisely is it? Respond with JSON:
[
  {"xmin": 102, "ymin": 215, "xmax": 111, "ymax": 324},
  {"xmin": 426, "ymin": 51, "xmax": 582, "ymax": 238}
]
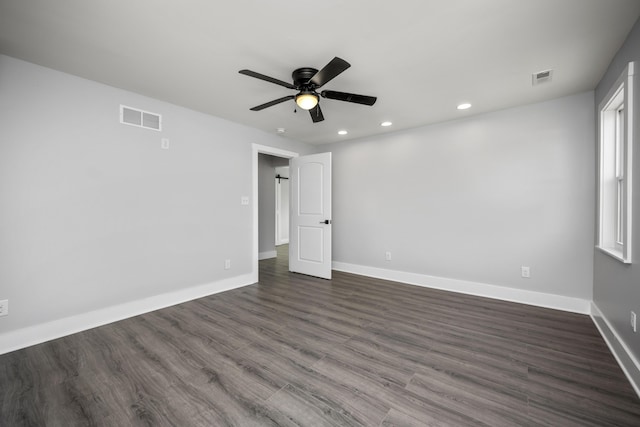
[{"xmin": 590, "ymin": 302, "xmax": 640, "ymax": 398}]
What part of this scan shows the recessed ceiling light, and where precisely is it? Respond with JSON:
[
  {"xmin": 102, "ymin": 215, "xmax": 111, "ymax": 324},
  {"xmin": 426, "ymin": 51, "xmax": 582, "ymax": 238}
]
[
  {"xmin": 380, "ymin": 121, "xmax": 393, "ymax": 127},
  {"xmin": 457, "ymin": 103, "xmax": 472, "ymax": 110},
  {"xmin": 338, "ymin": 130, "xmax": 348, "ymax": 135},
  {"xmin": 276, "ymin": 128, "xmax": 286, "ymax": 133}
]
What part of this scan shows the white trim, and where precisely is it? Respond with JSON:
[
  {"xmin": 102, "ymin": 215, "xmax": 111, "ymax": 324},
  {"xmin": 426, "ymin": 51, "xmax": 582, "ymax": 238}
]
[
  {"xmin": 596, "ymin": 245, "xmax": 628, "ymax": 263},
  {"xmin": 332, "ymin": 261, "xmax": 590, "ymax": 314},
  {"xmin": 0, "ymin": 274, "xmax": 254, "ymax": 355},
  {"xmin": 259, "ymin": 250, "xmax": 277, "ymax": 260},
  {"xmin": 590, "ymin": 302, "xmax": 640, "ymax": 398},
  {"xmin": 626, "ymin": 62, "xmax": 634, "ymax": 262},
  {"xmin": 275, "ymin": 177, "xmax": 281, "ymax": 246},
  {"xmin": 597, "ymin": 61, "xmax": 634, "ymax": 263},
  {"xmin": 252, "ymin": 144, "xmax": 298, "ymax": 282}
]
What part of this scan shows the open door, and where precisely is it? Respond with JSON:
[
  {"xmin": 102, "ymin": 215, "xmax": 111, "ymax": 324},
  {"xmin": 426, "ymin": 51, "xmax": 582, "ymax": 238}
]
[{"xmin": 289, "ymin": 152, "xmax": 332, "ymax": 279}]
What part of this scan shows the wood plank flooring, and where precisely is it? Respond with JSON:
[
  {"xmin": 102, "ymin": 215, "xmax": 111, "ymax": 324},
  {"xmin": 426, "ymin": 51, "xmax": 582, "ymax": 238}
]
[{"xmin": 1, "ymin": 244, "xmax": 639, "ymax": 426}]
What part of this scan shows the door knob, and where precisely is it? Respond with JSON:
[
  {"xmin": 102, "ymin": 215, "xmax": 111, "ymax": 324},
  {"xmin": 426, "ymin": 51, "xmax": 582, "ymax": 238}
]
[{"xmin": 319, "ymin": 219, "xmax": 331, "ymax": 224}]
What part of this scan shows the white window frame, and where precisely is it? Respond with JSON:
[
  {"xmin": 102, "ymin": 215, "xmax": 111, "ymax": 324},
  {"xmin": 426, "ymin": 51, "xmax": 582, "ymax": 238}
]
[{"xmin": 597, "ymin": 62, "xmax": 634, "ymax": 263}]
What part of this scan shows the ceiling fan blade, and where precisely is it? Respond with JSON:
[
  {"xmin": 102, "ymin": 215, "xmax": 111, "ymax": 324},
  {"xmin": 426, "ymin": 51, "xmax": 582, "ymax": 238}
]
[
  {"xmin": 321, "ymin": 90, "xmax": 377, "ymax": 106},
  {"xmin": 250, "ymin": 95, "xmax": 295, "ymax": 111},
  {"xmin": 309, "ymin": 104, "xmax": 324, "ymax": 123},
  {"xmin": 309, "ymin": 57, "xmax": 351, "ymax": 88},
  {"xmin": 239, "ymin": 69, "xmax": 296, "ymax": 89}
]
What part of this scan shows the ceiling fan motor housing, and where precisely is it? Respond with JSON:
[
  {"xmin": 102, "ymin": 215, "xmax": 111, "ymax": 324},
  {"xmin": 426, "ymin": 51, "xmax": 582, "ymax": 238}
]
[{"xmin": 292, "ymin": 67, "xmax": 319, "ymax": 88}]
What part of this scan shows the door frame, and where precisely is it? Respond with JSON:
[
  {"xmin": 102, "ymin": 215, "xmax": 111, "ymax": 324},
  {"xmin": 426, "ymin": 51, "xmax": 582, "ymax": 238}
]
[{"xmin": 251, "ymin": 144, "xmax": 299, "ymax": 283}]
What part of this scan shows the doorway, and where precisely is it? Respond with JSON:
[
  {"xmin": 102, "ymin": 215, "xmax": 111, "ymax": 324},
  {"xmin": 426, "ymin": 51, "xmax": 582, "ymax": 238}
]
[
  {"xmin": 251, "ymin": 144, "xmax": 298, "ymax": 283},
  {"xmin": 252, "ymin": 145, "xmax": 333, "ymax": 281},
  {"xmin": 258, "ymin": 154, "xmax": 289, "ymax": 261}
]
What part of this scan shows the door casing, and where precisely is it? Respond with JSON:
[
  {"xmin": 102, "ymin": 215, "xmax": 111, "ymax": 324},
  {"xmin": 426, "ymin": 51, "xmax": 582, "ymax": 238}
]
[{"xmin": 252, "ymin": 144, "xmax": 298, "ymax": 282}]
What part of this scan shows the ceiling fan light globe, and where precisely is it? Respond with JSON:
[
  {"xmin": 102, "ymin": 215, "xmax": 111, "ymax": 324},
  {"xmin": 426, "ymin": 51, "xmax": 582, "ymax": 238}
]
[{"xmin": 295, "ymin": 93, "xmax": 319, "ymax": 110}]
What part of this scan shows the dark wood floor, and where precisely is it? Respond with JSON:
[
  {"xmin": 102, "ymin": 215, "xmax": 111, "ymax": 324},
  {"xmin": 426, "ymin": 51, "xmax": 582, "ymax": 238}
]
[{"xmin": 1, "ymin": 245, "xmax": 639, "ymax": 426}]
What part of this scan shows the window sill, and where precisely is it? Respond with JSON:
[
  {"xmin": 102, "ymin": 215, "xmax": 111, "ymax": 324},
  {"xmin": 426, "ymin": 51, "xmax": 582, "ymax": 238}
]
[{"xmin": 597, "ymin": 245, "xmax": 632, "ymax": 264}]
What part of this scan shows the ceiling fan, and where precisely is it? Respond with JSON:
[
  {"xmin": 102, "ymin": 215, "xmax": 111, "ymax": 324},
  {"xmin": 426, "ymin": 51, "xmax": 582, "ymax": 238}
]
[{"xmin": 239, "ymin": 57, "xmax": 377, "ymax": 123}]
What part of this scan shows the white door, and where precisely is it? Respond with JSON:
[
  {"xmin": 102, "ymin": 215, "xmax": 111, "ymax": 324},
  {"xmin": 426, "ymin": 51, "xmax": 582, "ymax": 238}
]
[{"xmin": 289, "ymin": 152, "xmax": 332, "ymax": 279}]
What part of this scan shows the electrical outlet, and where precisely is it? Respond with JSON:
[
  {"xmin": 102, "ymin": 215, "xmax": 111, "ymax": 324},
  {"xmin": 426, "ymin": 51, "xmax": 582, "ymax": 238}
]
[
  {"xmin": 521, "ymin": 266, "xmax": 530, "ymax": 278},
  {"xmin": 0, "ymin": 300, "xmax": 8, "ymax": 317},
  {"xmin": 631, "ymin": 311, "xmax": 637, "ymax": 333},
  {"xmin": 241, "ymin": 196, "xmax": 249, "ymax": 205},
  {"xmin": 161, "ymin": 138, "xmax": 170, "ymax": 149},
  {"xmin": 225, "ymin": 259, "xmax": 231, "ymax": 270},
  {"xmin": 385, "ymin": 251, "xmax": 392, "ymax": 261}
]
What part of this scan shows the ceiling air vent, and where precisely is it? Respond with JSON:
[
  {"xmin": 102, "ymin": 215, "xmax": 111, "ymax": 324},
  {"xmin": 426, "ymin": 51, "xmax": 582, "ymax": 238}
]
[
  {"xmin": 120, "ymin": 105, "xmax": 162, "ymax": 131},
  {"xmin": 532, "ymin": 69, "xmax": 553, "ymax": 86}
]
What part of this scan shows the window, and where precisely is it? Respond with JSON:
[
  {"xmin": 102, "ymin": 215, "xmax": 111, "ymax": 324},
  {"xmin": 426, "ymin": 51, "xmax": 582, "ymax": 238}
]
[{"xmin": 598, "ymin": 62, "xmax": 634, "ymax": 263}]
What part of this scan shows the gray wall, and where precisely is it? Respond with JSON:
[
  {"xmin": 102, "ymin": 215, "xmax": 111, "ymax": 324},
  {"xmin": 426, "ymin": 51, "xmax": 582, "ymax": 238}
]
[
  {"xmin": 0, "ymin": 55, "xmax": 313, "ymax": 334},
  {"xmin": 328, "ymin": 91, "xmax": 595, "ymax": 300},
  {"xmin": 593, "ymin": 18, "xmax": 640, "ymax": 367}
]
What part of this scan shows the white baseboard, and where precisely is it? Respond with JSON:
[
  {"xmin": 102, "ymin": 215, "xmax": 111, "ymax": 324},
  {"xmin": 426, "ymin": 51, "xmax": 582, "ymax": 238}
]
[
  {"xmin": 0, "ymin": 273, "xmax": 255, "ymax": 355},
  {"xmin": 259, "ymin": 250, "xmax": 277, "ymax": 260},
  {"xmin": 332, "ymin": 261, "xmax": 591, "ymax": 314},
  {"xmin": 590, "ymin": 302, "xmax": 640, "ymax": 398}
]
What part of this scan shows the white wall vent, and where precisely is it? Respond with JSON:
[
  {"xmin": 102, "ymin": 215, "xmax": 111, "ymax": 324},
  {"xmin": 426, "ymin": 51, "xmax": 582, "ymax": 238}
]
[
  {"xmin": 120, "ymin": 105, "xmax": 162, "ymax": 131},
  {"xmin": 532, "ymin": 69, "xmax": 553, "ymax": 86}
]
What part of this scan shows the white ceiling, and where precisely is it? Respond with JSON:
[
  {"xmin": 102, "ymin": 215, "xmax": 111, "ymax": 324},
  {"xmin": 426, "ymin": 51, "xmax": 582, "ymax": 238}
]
[{"xmin": 1, "ymin": 1, "xmax": 639, "ymax": 145}]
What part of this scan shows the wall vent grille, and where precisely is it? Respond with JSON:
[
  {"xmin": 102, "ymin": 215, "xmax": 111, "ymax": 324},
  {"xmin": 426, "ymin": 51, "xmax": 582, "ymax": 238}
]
[
  {"xmin": 532, "ymin": 69, "xmax": 553, "ymax": 85},
  {"xmin": 120, "ymin": 105, "xmax": 162, "ymax": 131}
]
